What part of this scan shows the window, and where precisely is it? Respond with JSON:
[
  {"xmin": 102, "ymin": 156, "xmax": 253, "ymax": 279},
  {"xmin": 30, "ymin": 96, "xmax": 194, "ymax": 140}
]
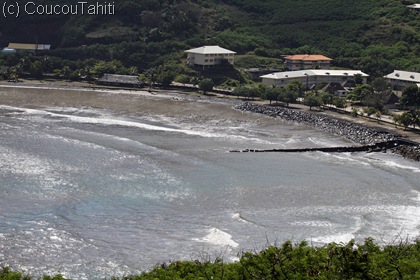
[{"xmin": 205, "ymin": 59, "xmax": 208, "ymax": 62}]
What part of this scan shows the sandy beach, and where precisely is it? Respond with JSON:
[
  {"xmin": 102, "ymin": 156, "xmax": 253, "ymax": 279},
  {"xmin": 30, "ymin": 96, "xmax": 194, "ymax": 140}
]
[
  {"xmin": 0, "ymin": 78, "xmax": 419, "ymax": 144},
  {"xmin": 0, "ymin": 80, "xmax": 246, "ymax": 120}
]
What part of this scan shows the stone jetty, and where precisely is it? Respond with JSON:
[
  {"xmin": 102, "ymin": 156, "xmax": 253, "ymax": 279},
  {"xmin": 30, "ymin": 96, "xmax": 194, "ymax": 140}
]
[{"xmin": 234, "ymin": 102, "xmax": 420, "ymax": 161}]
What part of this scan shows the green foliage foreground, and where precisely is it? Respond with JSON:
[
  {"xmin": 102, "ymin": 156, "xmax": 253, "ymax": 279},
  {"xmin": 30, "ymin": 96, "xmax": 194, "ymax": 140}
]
[{"xmin": 2, "ymin": 238, "xmax": 420, "ymax": 280}]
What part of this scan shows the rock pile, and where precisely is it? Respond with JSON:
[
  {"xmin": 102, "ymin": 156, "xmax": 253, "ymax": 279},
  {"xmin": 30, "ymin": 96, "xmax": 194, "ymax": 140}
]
[
  {"xmin": 235, "ymin": 102, "xmax": 420, "ymax": 161},
  {"xmin": 391, "ymin": 145, "xmax": 420, "ymax": 161},
  {"xmin": 235, "ymin": 102, "xmax": 399, "ymax": 145}
]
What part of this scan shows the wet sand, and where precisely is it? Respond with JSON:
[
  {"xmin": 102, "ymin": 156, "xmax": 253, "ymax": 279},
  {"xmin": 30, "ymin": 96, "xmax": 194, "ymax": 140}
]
[
  {"xmin": 0, "ymin": 81, "xmax": 270, "ymax": 129},
  {"xmin": 0, "ymin": 79, "xmax": 419, "ymax": 144}
]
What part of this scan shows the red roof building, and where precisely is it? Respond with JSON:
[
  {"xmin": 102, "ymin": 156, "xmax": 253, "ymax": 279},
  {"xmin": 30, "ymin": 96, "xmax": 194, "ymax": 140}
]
[{"xmin": 284, "ymin": 54, "xmax": 332, "ymax": 71}]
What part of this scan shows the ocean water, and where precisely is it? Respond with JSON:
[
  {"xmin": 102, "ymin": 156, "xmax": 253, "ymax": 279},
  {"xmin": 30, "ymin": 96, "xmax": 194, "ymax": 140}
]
[{"xmin": 1, "ymin": 103, "xmax": 420, "ymax": 279}]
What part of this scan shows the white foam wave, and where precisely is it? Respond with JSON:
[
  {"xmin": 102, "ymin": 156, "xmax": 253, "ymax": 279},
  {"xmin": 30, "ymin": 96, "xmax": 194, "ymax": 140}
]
[
  {"xmin": 391, "ymin": 205, "xmax": 420, "ymax": 237},
  {"xmin": 231, "ymin": 213, "xmax": 250, "ymax": 224},
  {"xmin": 410, "ymin": 190, "xmax": 420, "ymax": 203},
  {"xmin": 285, "ymin": 137, "xmax": 299, "ymax": 145},
  {"xmin": 0, "ymin": 105, "xmax": 272, "ymax": 143},
  {"xmin": 141, "ymin": 188, "xmax": 194, "ymax": 202},
  {"xmin": 0, "ymin": 145, "xmax": 80, "ymax": 176},
  {"xmin": 311, "ymin": 233, "xmax": 355, "ymax": 244},
  {"xmin": 145, "ymin": 115, "xmax": 276, "ymax": 144},
  {"xmin": 291, "ymin": 220, "xmax": 332, "ymax": 227},
  {"xmin": 68, "ymin": 128, "xmax": 179, "ymax": 156},
  {"xmin": 0, "ymin": 84, "xmax": 161, "ymax": 98},
  {"xmin": 193, "ymin": 228, "xmax": 239, "ymax": 248},
  {"xmin": 377, "ymin": 159, "xmax": 420, "ymax": 173},
  {"xmin": 304, "ymin": 151, "xmax": 370, "ymax": 167}
]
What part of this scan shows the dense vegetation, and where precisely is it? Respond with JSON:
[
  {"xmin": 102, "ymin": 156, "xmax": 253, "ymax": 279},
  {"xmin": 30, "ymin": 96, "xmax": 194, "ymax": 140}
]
[
  {"xmin": 0, "ymin": 0, "xmax": 419, "ymax": 80},
  {"xmin": 2, "ymin": 238, "xmax": 420, "ymax": 279},
  {"xmin": 1, "ymin": 2, "xmax": 419, "ymax": 277}
]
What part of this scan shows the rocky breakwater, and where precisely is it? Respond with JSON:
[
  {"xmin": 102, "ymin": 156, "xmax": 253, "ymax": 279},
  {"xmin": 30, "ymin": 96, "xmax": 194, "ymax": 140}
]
[
  {"xmin": 391, "ymin": 145, "xmax": 420, "ymax": 162},
  {"xmin": 235, "ymin": 102, "xmax": 420, "ymax": 161}
]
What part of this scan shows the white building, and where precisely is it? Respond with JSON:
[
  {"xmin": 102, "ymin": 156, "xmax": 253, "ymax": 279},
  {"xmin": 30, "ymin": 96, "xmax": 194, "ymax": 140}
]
[
  {"xmin": 260, "ymin": 69, "xmax": 368, "ymax": 88},
  {"xmin": 384, "ymin": 70, "xmax": 420, "ymax": 90},
  {"xmin": 185, "ymin": 46, "xmax": 236, "ymax": 68},
  {"xmin": 407, "ymin": 4, "xmax": 420, "ymax": 10}
]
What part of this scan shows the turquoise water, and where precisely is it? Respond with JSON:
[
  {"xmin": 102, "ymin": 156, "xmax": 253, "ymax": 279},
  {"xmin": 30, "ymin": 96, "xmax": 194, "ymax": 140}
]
[{"xmin": 1, "ymin": 104, "xmax": 420, "ymax": 279}]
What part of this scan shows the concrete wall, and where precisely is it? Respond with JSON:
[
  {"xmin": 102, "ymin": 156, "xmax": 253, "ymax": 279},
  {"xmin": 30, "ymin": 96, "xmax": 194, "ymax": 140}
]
[
  {"xmin": 187, "ymin": 53, "xmax": 234, "ymax": 67},
  {"xmin": 262, "ymin": 75, "xmax": 367, "ymax": 88}
]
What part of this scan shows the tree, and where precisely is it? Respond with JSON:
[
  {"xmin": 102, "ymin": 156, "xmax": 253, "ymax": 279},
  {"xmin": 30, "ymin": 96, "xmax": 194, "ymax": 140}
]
[
  {"xmin": 199, "ymin": 78, "xmax": 214, "ymax": 94},
  {"xmin": 127, "ymin": 66, "xmax": 138, "ymax": 75},
  {"xmin": 175, "ymin": 74, "xmax": 190, "ymax": 85},
  {"xmin": 27, "ymin": 60, "xmax": 44, "ymax": 79},
  {"xmin": 233, "ymin": 84, "xmax": 263, "ymax": 100},
  {"xmin": 304, "ymin": 92, "xmax": 322, "ymax": 110},
  {"xmin": 348, "ymin": 84, "xmax": 374, "ymax": 101},
  {"xmin": 279, "ymin": 89, "xmax": 298, "ymax": 107},
  {"xmin": 140, "ymin": 67, "xmax": 159, "ymax": 92},
  {"xmin": 155, "ymin": 64, "xmax": 178, "ymax": 87},
  {"xmin": 363, "ymin": 92, "xmax": 386, "ymax": 112},
  {"xmin": 351, "ymin": 107, "xmax": 359, "ymax": 117},
  {"xmin": 285, "ymin": 80, "xmax": 305, "ymax": 97},
  {"xmin": 90, "ymin": 60, "xmax": 129, "ymax": 78},
  {"xmin": 61, "ymin": 66, "xmax": 72, "ymax": 80},
  {"xmin": 372, "ymin": 77, "xmax": 389, "ymax": 93},
  {"xmin": 247, "ymin": 84, "xmax": 263, "ymax": 99},
  {"xmin": 375, "ymin": 111, "xmax": 382, "ymax": 123},
  {"xmin": 7, "ymin": 65, "xmax": 22, "ymax": 82},
  {"xmin": 333, "ymin": 97, "xmax": 347, "ymax": 109},
  {"xmin": 400, "ymin": 84, "xmax": 420, "ymax": 107},
  {"xmin": 394, "ymin": 112, "xmax": 414, "ymax": 130},
  {"xmin": 364, "ymin": 107, "xmax": 378, "ymax": 117},
  {"xmin": 321, "ymin": 92, "xmax": 333, "ymax": 106},
  {"xmin": 157, "ymin": 70, "xmax": 176, "ymax": 87},
  {"xmin": 233, "ymin": 85, "xmax": 250, "ymax": 99},
  {"xmin": 262, "ymin": 87, "xmax": 280, "ymax": 104}
]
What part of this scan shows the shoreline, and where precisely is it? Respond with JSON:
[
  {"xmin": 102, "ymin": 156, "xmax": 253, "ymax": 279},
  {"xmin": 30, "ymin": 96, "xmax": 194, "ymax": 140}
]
[
  {"xmin": 234, "ymin": 102, "xmax": 420, "ymax": 161},
  {"xmin": 1, "ymin": 79, "xmax": 419, "ymax": 161},
  {"xmin": 235, "ymin": 102, "xmax": 401, "ymax": 145}
]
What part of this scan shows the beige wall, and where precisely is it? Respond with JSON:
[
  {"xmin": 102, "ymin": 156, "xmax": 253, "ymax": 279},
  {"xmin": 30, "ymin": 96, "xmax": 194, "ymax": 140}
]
[
  {"xmin": 187, "ymin": 53, "xmax": 234, "ymax": 67},
  {"xmin": 386, "ymin": 78, "xmax": 418, "ymax": 90},
  {"xmin": 285, "ymin": 60, "xmax": 331, "ymax": 71}
]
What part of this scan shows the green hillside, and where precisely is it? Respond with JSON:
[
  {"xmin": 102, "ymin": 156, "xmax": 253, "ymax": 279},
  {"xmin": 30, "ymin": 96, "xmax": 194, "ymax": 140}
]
[{"xmin": 0, "ymin": 0, "xmax": 419, "ymax": 77}]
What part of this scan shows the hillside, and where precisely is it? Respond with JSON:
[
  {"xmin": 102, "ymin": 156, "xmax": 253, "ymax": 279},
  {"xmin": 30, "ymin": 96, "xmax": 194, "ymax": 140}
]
[{"xmin": 0, "ymin": 0, "xmax": 419, "ymax": 77}]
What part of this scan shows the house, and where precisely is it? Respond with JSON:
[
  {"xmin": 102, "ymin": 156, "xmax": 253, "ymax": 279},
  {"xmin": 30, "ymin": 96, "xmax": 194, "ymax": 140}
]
[
  {"xmin": 7, "ymin": 43, "xmax": 51, "ymax": 53},
  {"xmin": 96, "ymin": 74, "xmax": 144, "ymax": 88},
  {"xmin": 321, "ymin": 82, "xmax": 348, "ymax": 97},
  {"xmin": 185, "ymin": 46, "xmax": 236, "ymax": 69},
  {"xmin": 284, "ymin": 54, "xmax": 332, "ymax": 71},
  {"xmin": 384, "ymin": 70, "xmax": 420, "ymax": 90},
  {"xmin": 261, "ymin": 69, "xmax": 368, "ymax": 89},
  {"xmin": 407, "ymin": 4, "xmax": 420, "ymax": 10},
  {"xmin": 384, "ymin": 92, "xmax": 401, "ymax": 109},
  {"xmin": 341, "ymin": 79, "xmax": 357, "ymax": 91},
  {"xmin": 1, "ymin": 48, "xmax": 16, "ymax": 54}
]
